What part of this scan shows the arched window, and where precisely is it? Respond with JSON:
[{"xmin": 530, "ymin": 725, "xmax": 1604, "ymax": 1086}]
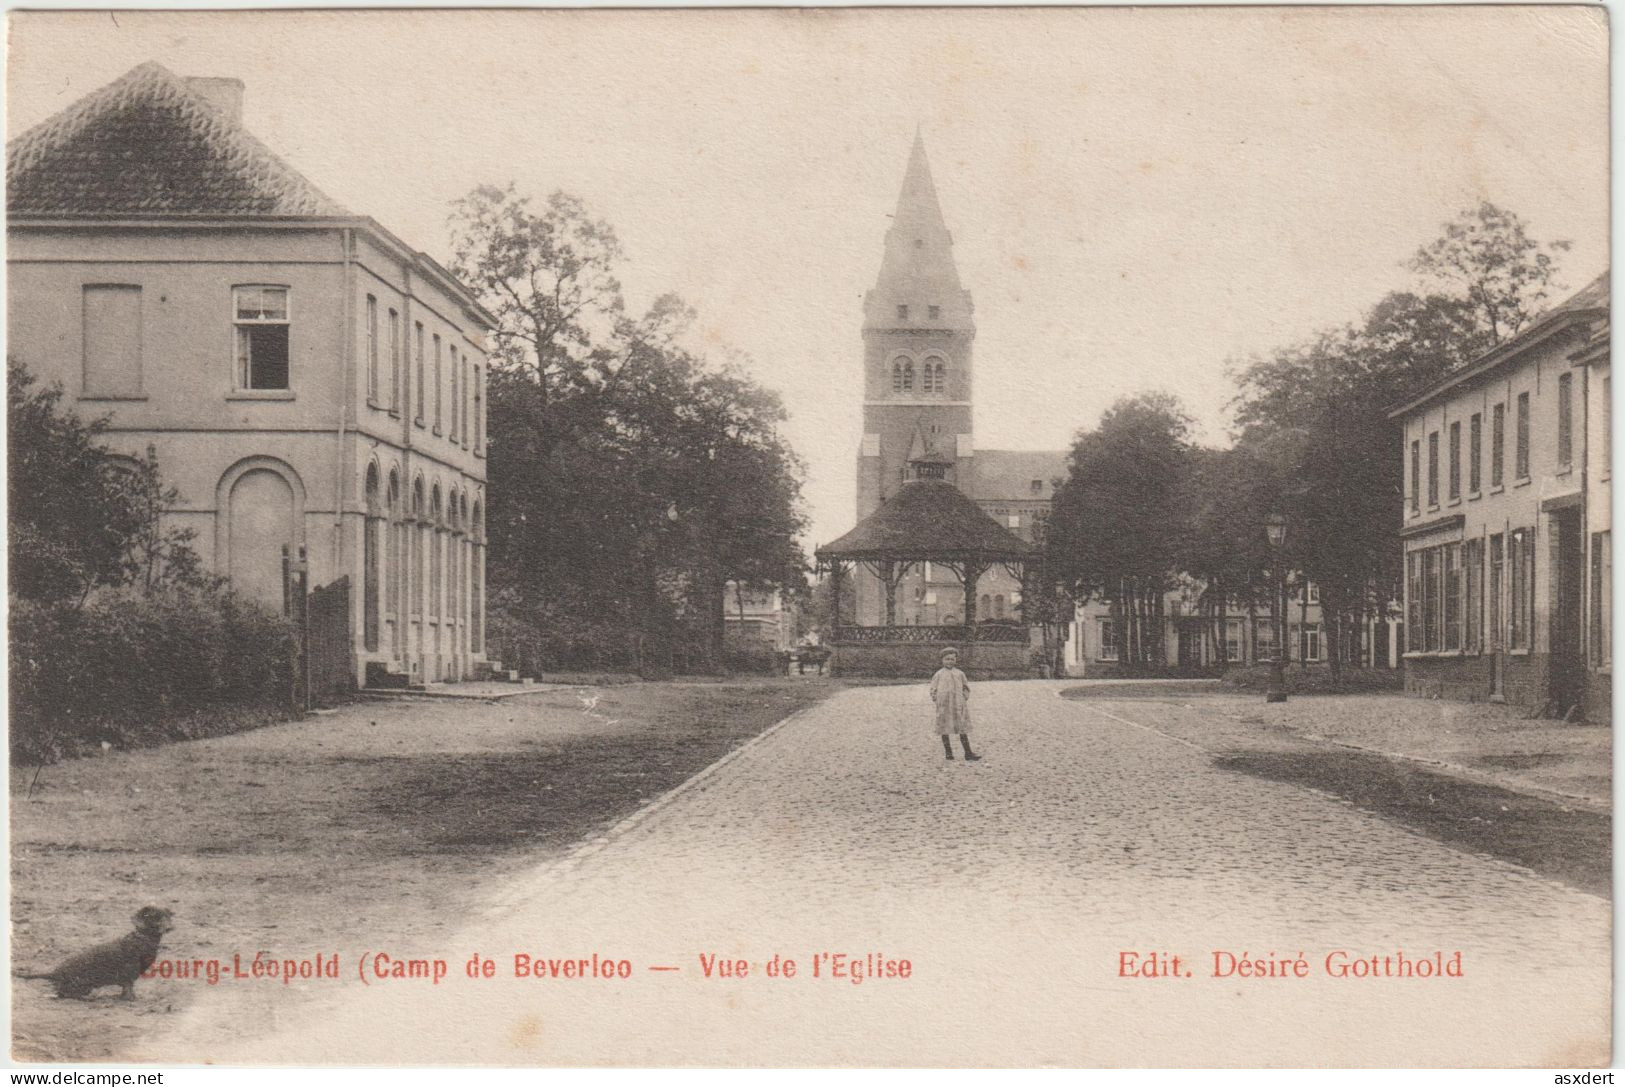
[
  {"xmin": 363, "ymin": 464, "xmax": 381, "ymax": 652},
  {"xmin": 430, "ymin": 485, "xmax": 443, "ymax": 620},
  {"xmin": 980, "ymin": 593, "xmax": 991, "ymax": 618},
  {"xmin": 892, "ymin": 358, "xmax": 917, "ymax": 393},
  {"xmin": 411, "ymin": 478, "xmax": 425, "ymax": 620},
  {"xmin": 923, "ymin": 358, "xmax": 946, "ymax": 394},
  {"xmin": 387, "ymin": 470, "xmax": 401, "ymax": 657},
  {"xmin": 471, "ymin": 499, "xmax": 485, "ymax": 654},
  {"xmin": 994, "ymin": 594, "xmax": 1006, "ymax": 619}
]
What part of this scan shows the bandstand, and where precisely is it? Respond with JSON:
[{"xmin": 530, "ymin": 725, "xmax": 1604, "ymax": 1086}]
[{"xmin": 815, "ymin": 453, "xmax": 1035, "ymax": 678}]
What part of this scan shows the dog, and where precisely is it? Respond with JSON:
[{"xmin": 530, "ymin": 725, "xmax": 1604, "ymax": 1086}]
[{"xmin": 18, "ymin": 906, "xmax": 174, "ymax": 1000}]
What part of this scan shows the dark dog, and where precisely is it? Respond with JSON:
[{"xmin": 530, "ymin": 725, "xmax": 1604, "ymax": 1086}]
[{"xmin": 18, "ymin": 906, "xmax": 174, "ymax": 999}]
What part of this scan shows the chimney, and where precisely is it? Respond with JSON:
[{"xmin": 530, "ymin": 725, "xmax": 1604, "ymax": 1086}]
[{"xmin": 184, "ymin": 77, "xmax": 245, "ymax": 122}]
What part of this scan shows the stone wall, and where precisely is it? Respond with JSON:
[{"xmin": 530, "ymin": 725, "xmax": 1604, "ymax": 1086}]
[{"xmin": 1402, "ymin": 654, "xmax": 1549, "ymax": 712}]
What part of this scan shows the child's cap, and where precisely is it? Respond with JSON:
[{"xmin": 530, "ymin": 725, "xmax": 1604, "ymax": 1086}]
[{"xmin": 940, "ymin": 647, "xmax": 960, "ymax": 660}]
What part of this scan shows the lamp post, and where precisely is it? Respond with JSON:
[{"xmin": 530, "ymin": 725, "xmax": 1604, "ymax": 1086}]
[{"xmin": 1263, "ymin": 512, "xmax": 1289, "ymax": 704}]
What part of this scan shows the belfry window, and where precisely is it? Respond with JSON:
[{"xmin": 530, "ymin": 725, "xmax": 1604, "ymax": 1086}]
[
  {"xmin": 892, "ymin": 359, "xmax": 915, "ymax": 392},
  {"xmin": 922, "ymin": 358, "xmax": 946, "ymax": 393}
]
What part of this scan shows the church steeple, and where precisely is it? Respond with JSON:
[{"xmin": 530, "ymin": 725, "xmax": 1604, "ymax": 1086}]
[{"xmin": 864, "ymin": 133, "xmax": 975, "ymax": 332}]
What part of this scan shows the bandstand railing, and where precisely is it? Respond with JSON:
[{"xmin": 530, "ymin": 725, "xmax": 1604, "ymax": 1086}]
[{"xmin": 835, "ymin": 623, "xmax": 1028, "ymax": 644}]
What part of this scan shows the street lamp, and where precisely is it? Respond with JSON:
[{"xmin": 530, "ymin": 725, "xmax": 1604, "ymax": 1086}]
[{"xmin": 1262, "ymin": 512, "xmax": 1289, "ymax": 704}]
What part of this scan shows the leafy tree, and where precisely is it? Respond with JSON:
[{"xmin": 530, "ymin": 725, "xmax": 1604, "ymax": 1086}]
[
  {"xmin": 8, "ymin": 358, "xmax": 203, "ymax": 605},
  {"xmin": 1047, "ymin": 392, "xmax": 1193, "ymax": 669},
  {"xmin": 1409, "ymin": 200, "xmax": 1571, "ymax": 344},
  {"xmin": 447, "ymin": 187, "xmax": 808, "ymax": 673}
]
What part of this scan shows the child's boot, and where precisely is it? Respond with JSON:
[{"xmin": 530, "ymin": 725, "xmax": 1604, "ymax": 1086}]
[
  {"xmin": 941, "ymin": 735, "xmax": 955, "ymax": 761},
  {"xmin": 960, "ymin": 734, "xmax": 981, "ymax": 761}
]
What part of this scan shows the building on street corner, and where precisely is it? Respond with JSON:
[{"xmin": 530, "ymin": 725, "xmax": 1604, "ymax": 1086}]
[
  {"xmin": 1390, "ymin": 272, "xmax": 1610, "ymax": 721},
  {"xmin": 6, "ymin": 62, "xmax": 498, "ymax": 688}
]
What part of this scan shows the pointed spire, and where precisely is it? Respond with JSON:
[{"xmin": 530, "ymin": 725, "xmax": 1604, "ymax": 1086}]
[{"xmin": 864, "ymin": 132, "xmax": 974, "ymax": 332}]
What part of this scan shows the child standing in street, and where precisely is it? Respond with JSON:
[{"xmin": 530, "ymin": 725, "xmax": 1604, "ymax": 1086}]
[{"xmin": 930, "ymin": 647, "xmax": 980, "ymax": 762}]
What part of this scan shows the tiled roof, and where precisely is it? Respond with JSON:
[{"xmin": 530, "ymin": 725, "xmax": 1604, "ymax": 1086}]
[
  {"xmin": 7, "ymin": 61, "xmax": 350, "ymax": 218},
  {"xmin": 968, "ymin": 450, "xmax": 1068, "ymax": 501},
  {"xmin": 817, "ymin": 479, "xmax": 1033, "ymax": 562}
]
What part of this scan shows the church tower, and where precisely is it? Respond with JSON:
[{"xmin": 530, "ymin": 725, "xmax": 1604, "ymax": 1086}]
[{"xmin": 854, "ymin": 133, "xmax": 978, "ymax": 625}]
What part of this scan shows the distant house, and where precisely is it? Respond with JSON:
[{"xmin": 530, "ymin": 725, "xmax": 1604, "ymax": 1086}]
[
  {"xmin": 723, "ymin": 582, "xmax": 795, "ymax": 651},
  {"xmin": 1389, "ymin": 273, "xmax": 1610, "ymax": 720},
  {"xmin": 6, "ymin": 62, "xmax": 498, "ymax": 687},
  {"xmin": 1066, "ymin": 577, "xmax": 1400, "ymax": 677}
]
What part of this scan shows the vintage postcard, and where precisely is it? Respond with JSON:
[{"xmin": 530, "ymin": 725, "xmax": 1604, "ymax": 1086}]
[{"xmin": 5, "ymin": 6, "xmax": 1612, "ymax": 1069}]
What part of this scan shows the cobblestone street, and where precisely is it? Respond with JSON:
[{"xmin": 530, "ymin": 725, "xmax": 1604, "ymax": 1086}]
[{"xmin": 146, "ymin": 682, "xmax": 1610, "ymax": 1067}]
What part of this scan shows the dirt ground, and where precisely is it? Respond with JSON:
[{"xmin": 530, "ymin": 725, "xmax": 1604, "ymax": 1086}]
[{"xmin": 10, "ymin": 678, "xmax": 838, "ymax": 1063}]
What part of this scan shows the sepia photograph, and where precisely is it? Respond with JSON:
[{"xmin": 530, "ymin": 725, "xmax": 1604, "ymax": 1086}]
[{"xmin": 3, "ymin": 5, "xmax": 1613, "ymax": 1069}]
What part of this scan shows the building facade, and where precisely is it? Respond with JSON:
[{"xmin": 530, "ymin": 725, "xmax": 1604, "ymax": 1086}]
[
  {"xmin": 7, "ymin": 63, "xmax": 496, "ymax": 687},
  {"xmin": 1391, "ymin": 273, "xmax": 1610, "ymax": 720}
]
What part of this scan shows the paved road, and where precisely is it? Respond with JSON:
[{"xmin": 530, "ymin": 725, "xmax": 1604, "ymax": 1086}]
[{"xmin": 145, "ymin": 682, "xmax": 1609, "ymax": 1066}]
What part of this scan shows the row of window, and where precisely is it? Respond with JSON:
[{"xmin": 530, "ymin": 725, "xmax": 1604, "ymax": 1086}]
[
  {"xmin": 895, "ymin": 304, "xmax": 942, "ymax": 322},
  {"xmin": 361, "ymin": 463, "xmax": 483, "ymax": 659},
  {"xmin": 1410, "ymin": 381, "xmax": 1571, "ymax": 513},
  {"xmin": 1405, "ymin": 530, "xmax": 1534, "ymax": 655},
  {"xmin": 82, "ymin": 283, "xmax": 484, "ymax": 457},
  {"xmin": 1092, "ymin": 618, "xmax": 1324, "ymax": 662},
  {"xmin": 365, "ymin": 294, "xmax": 483, "ymax": 452},
  {"xmin": 891, "ymin": 357, "xmax": 948, "ymax": 394}
]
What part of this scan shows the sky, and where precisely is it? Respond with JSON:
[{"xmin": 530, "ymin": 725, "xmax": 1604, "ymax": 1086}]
[{"xmin": 6, "ymin": 7, "xmax": 1610, "ymax": 550}]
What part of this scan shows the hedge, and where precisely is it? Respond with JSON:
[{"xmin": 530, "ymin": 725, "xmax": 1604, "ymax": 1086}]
[{"xmin": 10, "ymin": 587, "xmax": 297, "ymax": 764}]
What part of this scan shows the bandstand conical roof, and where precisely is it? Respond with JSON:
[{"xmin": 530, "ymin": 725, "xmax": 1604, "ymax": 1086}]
[{"xmin": 817, "ymin": 479, "xmax": 1033, "ymax": 564}]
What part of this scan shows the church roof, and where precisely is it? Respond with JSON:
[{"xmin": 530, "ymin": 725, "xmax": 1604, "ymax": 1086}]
[
  {"xmin": 817, "ymin": 478, "xmax": 1033, "ymax": 563},
  {"xmin": 969, "ymin": 450, "xmax": 1069, "ymax": 501},
  {"xmin": 8, "ymin": 61, "xmax": 352, "ymax": 218},
  {"xmin": 863, "ymin": 132, "xmax": 974, "ymax": 333}
]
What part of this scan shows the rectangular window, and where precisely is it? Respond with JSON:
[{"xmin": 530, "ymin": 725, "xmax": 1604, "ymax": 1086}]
[
  {"xmin": 1405, "ymin": 552, "xmax": 1423, "ymax": 653},
  {"xmin": 1443, "ymin": 542, "xmax": 1461, "ymax": 651},
  {"xmin": 1463, "ymin": 537, "xmax": 1483, "ymax": 652},
  {"xmin": 433, "ymin": 334, "xmax": 443, "ymax": 431},
  {"xmin": 233, "ymin": 285, "xmax": 290, "ymax": 390},
  {"xmin": 1427, "ymin": 431, "xmax": 1440, "ymax": 507},
  {"xmin": 1097, "ymin": 619, "xmax": 1119, "ymax": 661},
  {"xmin": 448, "ymin": 344, "xmax": 459, "ymax": 441},
  {"xmin": 81, "ymin": 284, "xmax": 143, "ymax": 397},
  {"xmin": 1299, "ymin": 623, "xmax": 1322, "ymax": 663},
  {"xmin": 1557, "ymin": 372, "xmax": 1573, "ymax": 469},
  {"xmin": 1448, "ymin": 421, "xmax": 1461, "ymax": 500},
  {"xmin": 928, "ymin": 305, "xmax": 940, "ymax": 320},
  {"xmin": 1489, "ymin": 534, "xmax": 1504, "ymax": 652},
  {"xmin": 897, "ymin": 304, "xmax": 909, "ymax": 320},
  {"xmin": 388, "ymin": 309, "xmax": 401, "ymax": 411},
  {"xmin": 365, "ymin": 295, "xmax": 378, "ymax": 402},
  {"xmin": 1593, "ymin": 531, "xmax": 1612, "ymax": 669},
  {"xmin": 1509, "ymin": 528, "xmax": 1529, "ymax": 650},
  {"xmin": 1604, "ymin": 377, "xmax": 1613, "ymax": 477},
  {"xmin": 474, "ymin": 365, "xmax": 484, "ymax": 451},
  {"xmin": 1007, "ymin": 514, "xmax": 1021, "ymax": 529},
  {"xmin": 1254, "ymin": 618, "xmax": 1279, "ymax": 660},
  {"xmin": 1305, "ymin": 580, "xmax": 1319, "ymax": 604},
  {"xmin": 1491, "ymin": 403, "xmax": 1505, "ymax": 486},
  {"xmin": 1469, "ymin": 412, "xmax": 1482, "ymax": 493},
  {"xmin": 1515, "ymin": 392, "xmax": 1530, "ymax": 479},
  {"xmin": 1410, "ymin": 439, "xmax": 1421, "ymax": 513},
  {"xmin": 1225, "ymin": 619, "xmax": 1243, "ymax": 663},
  {"xmin": 467, "ymin": 361, "xmax": 476, "ymax": 449},
  {"xmin": 414, "ymin": 323, "xmax": 426, "ymax": 422},
  {"xmin": 1422, "ymin": 547, "xmax": 1441, "ymax": 651}
]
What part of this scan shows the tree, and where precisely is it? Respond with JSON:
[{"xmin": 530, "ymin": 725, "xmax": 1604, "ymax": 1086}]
[
  {"xmin": 447, "ymin": 184, "xmax": 626, "ymax": 412},
  {"xmin": 8, "ymin": 358, "xmax": 203, "ymax": 605},
  {"xmin": 1047, "ymin": 392, "xmax": 1193, "ymax": 670},
  {"xmin": 448, "ymin": 186, "xmax": 808, "ymax": 673},
  {"xmin": 1409, "ymin": 200, "xmax": 1571, "ymax": 345}
]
